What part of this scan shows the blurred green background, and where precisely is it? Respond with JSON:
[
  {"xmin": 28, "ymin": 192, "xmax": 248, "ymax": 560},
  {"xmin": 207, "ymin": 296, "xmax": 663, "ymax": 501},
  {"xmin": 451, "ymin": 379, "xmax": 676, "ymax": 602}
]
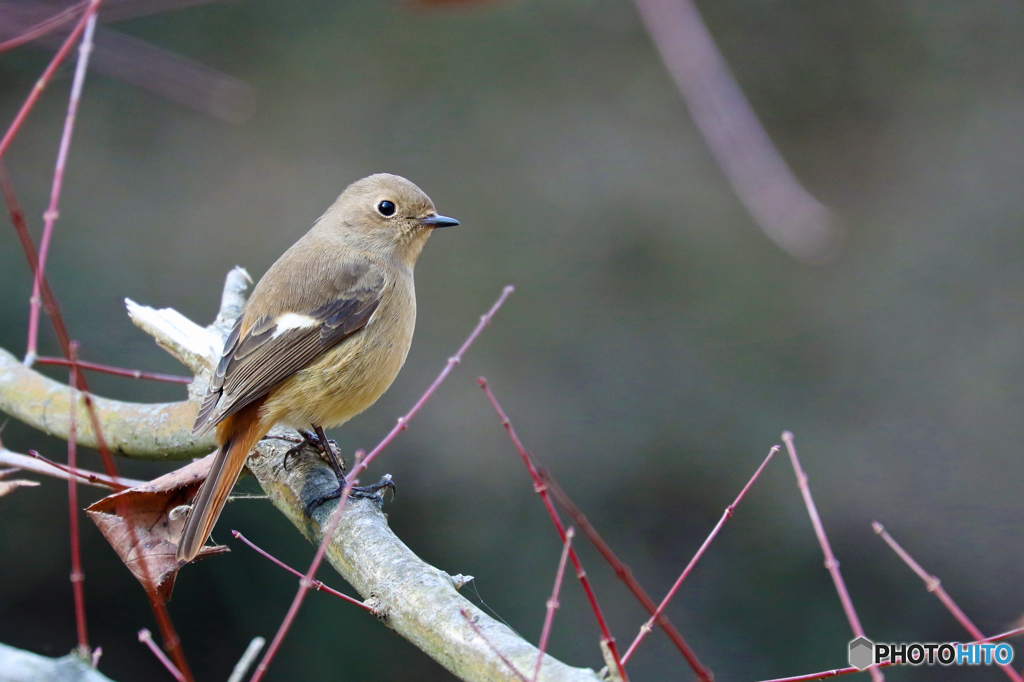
[{"xmin": 2, "ymin": 0, "xmax": 1023, "ymax": 680}]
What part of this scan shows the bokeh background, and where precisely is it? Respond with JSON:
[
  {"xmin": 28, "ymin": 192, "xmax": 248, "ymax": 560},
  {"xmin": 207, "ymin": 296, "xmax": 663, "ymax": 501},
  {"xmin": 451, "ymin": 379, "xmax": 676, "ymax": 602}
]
[{"xmin": 2, "ymin": 0, "xmax": 1024, "ymax": 680}]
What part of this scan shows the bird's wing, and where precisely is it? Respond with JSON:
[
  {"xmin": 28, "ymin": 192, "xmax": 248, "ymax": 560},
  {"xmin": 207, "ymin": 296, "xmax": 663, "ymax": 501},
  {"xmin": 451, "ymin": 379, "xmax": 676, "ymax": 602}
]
[{"xmin": 192, "ymin": 260, "xmax": 385, "ymax": 435}]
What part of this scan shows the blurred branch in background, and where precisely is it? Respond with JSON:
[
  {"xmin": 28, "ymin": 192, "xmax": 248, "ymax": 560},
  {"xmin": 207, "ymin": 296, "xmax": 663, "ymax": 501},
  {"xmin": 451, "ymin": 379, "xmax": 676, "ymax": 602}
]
[
  {"xmin": 0, "ymin": 0, "xmax": 254, "ymax": 122},
  {"xmin": 633, "ymin": 0, "xmax": 841, "ymax": 264}
]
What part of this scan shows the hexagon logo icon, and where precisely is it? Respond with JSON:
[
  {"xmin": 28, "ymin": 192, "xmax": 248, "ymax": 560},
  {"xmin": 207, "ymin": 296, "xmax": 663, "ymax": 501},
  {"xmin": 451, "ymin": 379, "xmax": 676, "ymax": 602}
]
[{"xmin": 849, "ymin": 636, "xmax": 874, "ymax": 670}]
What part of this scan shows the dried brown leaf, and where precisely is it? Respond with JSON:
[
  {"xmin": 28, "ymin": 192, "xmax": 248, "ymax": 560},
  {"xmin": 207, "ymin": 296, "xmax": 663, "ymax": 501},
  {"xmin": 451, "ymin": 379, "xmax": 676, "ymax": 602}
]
[{"xmin": 86, "ymin": 454, "xmax": 227, "ymax": 600}]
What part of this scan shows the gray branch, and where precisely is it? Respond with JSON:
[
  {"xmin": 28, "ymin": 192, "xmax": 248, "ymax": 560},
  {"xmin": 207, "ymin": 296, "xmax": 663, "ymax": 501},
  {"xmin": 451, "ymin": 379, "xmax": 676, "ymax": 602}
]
[
  {"xmin": 248, "ymin": 434, "xmax": 600, "ymax": 682},
  {"xmin": 0, "ymin": 643, "xmax": 116, "ymax": 682},
  {"xmin": 0, "ymin": 267, "xmax": 605, "ymax": 682}
]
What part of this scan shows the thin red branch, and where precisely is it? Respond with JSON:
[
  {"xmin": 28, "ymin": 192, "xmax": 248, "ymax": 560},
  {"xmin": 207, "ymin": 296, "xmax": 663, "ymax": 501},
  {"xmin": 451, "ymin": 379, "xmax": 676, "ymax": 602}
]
[
  {"xmin": 535, "ymin": 527, "xmax": 574, "ymax": 682},
  {"xmin": 0, "ymin": 0, "xmax": 102, "ymax": 163},
  {"xmin": 36, "ymin": 355, "xmax": 192, "ymax": 384},
  {"xmin": 27, "ymin": 8, "xmax": 99, "ymax": 365},
  {"xmin": 872, "ymin": 522, "xmax": 1022, "ymax": 682},
  {"xmin": 755, "ymin": 626, "xmax": 1024, "ymax": 682},
  {"xmin": 138, "ymin": 628, "xmax": 186, "ymax": 682},
  {"xmin": 146, "ymin": 593, "xmax": 193, "ymax": 682},
  {"xmin": 22, "ymin": 449, "xmax": 135, "ymax": 490},
  {"xmin": 67, "ymin": 341, "xmax": 89, "ymax": 655},
  {"xmin": 250, "ymin": 453, "xmax": 361, "ymax": 682},
  {"xmin": 0, "ymin": 162, "xmax": 120, "ymax": 481},
  {"xmin": 460, "ymin": 609, "xmax": 531, "ymax": 682},
  {"xmin": 231, "ymin": 530, "xmax": 373, "ymax": 612},
  {"xmin": 252, "ymin": 285, "xmax": 513, "ymax": 678},
  {"xmin": 0, "ymin": 12, "xmax": 120, "ymax": 482},
  {"xmin": 622, "ymin": 444, "xmax": 779, "ymax": 664},
  {"xmin": 760, "ymin": 663, "xmax": 889, "ymax": 682},
  {"xmin": 781, "ymin": 432, "xmax": 882, "ymax": 682},
  {"xmin": 0, "ymin": 11, "xmax": 197, "ymax": 677},
  {"xmin": 478, "ymin": 378, "xmax": 629, "ymax": 682},
  {"xmin": 0, "ymin": 164, "xmax": 71, "ymax": 351},
  {"xmin": 541, "ymin": 472, "xmax": 710, "ymax": 680},
  {"xmin": 347, "ymin": 285, "xmax": 514, "ymax": 483}
]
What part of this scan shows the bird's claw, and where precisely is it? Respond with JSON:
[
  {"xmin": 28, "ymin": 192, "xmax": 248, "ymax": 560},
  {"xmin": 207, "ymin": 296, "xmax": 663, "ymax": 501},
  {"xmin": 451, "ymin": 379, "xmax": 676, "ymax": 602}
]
[
  {"xmin": 282, "ymin": 429, "xmax": 343, "ymax": 473},
  {"xmin": 303, "ymin": 474, "xmax": 396, "ymax": 517}
]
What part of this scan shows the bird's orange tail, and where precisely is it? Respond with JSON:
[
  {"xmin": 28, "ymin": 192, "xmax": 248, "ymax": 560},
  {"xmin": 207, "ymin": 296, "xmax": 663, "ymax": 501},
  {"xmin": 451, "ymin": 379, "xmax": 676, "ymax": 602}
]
[{"xmin": 176, "ymin": 400, "xmax": 269, "ymax": 563}]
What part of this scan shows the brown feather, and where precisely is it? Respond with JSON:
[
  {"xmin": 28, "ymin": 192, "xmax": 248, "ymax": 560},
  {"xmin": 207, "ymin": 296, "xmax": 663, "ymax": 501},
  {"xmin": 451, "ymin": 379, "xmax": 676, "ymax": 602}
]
[{"xmin": 177, "ymin": 398, "xmax": 270, "ymax": 563}]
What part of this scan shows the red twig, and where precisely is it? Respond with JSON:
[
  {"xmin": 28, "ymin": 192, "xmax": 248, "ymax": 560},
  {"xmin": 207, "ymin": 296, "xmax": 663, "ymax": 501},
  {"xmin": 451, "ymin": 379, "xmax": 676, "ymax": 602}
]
[
  {"xmin": 36, "ymin": 355, "xmax": 192, "ymax": 384},
  {"xmin": 146, "ymin": 593, "xmax": 193, "ymax": 682},
  {"xmin": 478, "ymin": 378, "xmax": 629, "ymax": 682},
  {"xmin": 534, "ymin": 527, "xmax": 574, "ymax": 682},
  {"xmin": 252, "ymin": 284, "xmax": 513, "ymax": 680},
  {"xmin": 622, "ymin": 444, "xmax": 779, "ymax": 663},
  {"xmin": 347, "ymin": 285, "xmax": 513, "ymax": 483},
  {"xmin": 541, "ymin": 472, "xmax": 711, "ymax": 680},
  {"xmin": 250, "ymin": 284, "xmax": 512, "ymax": 675},
  {"xmin": 138, "ymin": 628, "xmax": 186, "ymax": 682},
  {"xmin": 250, "ymin": 454, "xmax": 361, "ymax": 682},
  {"xmin": 781, "ymin": 432, "xmax": 882, "ymax": 682},
  {"xmin": 22, "ymin": 449, "xmax": 135, "ymax": 490},
  {"xmin": 231, "ymin": 530, "xmax": 373, "ymax": 612},
  {"xmin": 26, "ymin": 7, "xmax": 99, "ymax": 366},
  {"xmin": 0, "ymin": 163, "xmax": 120, "ymax": 481},
  {"xmin": 0, "ymin": 0, "xmax": 102, "ymax": 163},
  {"xmin": 460, "ymin": 609, "xmax": 531, "ymax": 682},
  {"xmin": 872, "ymin": 522, "xmax": 1022, "ymax": 682},
  {"xmin": 0, "ymin": 8, "xmax": 194, "ymax": 677},
  {"xmin": 755, "ymin": 626, "xmax": 1024, "ymax": 682},
  {"xmin": 66, "ymin": 341, "xmax": 89, "ymax": 656},
  {"xmin": 0, "ymin": 0, "xmax": 89, "ymax": 54}
]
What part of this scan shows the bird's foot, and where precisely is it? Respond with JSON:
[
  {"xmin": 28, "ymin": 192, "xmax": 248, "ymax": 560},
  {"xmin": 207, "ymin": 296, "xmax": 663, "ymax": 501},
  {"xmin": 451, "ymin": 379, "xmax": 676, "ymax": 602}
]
[
  {"xmin": 304, "ymin": 474, "xmax": 396, "ymax": 517},
  {"xmin": 282, "ymin": 428, "xmax": 344, "ymax": 475}
]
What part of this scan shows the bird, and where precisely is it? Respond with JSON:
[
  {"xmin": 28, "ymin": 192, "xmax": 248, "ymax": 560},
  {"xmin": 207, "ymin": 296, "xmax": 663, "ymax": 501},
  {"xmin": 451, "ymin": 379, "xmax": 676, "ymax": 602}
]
[{"xmin": 176, "ymin": 173, "xmax": 459, "ymax": 563}]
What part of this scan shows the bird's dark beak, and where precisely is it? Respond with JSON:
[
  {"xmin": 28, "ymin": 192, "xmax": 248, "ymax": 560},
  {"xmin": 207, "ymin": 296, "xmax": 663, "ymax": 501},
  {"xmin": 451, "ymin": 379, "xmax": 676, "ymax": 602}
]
[{"xmin": 420, "ymin": 214, "xmax": 460, "ymax": 228}]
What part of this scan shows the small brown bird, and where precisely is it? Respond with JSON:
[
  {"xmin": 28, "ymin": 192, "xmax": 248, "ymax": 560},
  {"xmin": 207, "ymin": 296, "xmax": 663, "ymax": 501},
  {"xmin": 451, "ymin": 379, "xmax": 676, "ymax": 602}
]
[{"xmin": 176, "ymin": 173, "xmax": 459, "ymax": 563}]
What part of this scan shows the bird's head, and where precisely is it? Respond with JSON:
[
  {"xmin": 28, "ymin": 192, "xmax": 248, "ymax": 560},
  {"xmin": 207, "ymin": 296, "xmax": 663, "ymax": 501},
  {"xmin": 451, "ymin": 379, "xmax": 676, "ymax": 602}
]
[{"xmin": 322, "ymin": 173, "xmax": 459, "ymax": 268}]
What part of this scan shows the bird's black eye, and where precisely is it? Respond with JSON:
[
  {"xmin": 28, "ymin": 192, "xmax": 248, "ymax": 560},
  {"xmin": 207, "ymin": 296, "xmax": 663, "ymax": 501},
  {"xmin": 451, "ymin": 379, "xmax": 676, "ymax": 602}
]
[{"xmin": 377, "ymin": 200, "xmax": 396, "ymax": 217}]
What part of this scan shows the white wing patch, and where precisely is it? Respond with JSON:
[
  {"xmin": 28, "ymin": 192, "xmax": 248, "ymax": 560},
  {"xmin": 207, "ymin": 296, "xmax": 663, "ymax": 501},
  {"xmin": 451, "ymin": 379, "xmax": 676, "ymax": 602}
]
[{"xmin": 271, "ymin": 313, "xmax": 320, "ymax": 338}]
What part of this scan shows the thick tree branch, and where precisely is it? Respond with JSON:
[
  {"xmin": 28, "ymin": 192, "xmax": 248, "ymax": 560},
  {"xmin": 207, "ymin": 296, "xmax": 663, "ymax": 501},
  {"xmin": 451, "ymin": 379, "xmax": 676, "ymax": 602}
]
[
  {"xmin": 246, "ymin": 435, "xmax": 601, "ymax": 682},
  {"xmin": 1, "ymin": 268, "xmax": 604, "ymax": 681},
  {"xmin": 0, "ymin": 347, "xmax": 211, "ymax": 459},
  {"xmin": 0, "ymin": 642, "xmax": 115, "ymax": 682},
  {"xmin": 0, "ymin": 346, "xmax": 210, "ymax": 459},
  {"xmin": 0, "ymin": 267, "xmax": 251, "ymax": 460}
]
